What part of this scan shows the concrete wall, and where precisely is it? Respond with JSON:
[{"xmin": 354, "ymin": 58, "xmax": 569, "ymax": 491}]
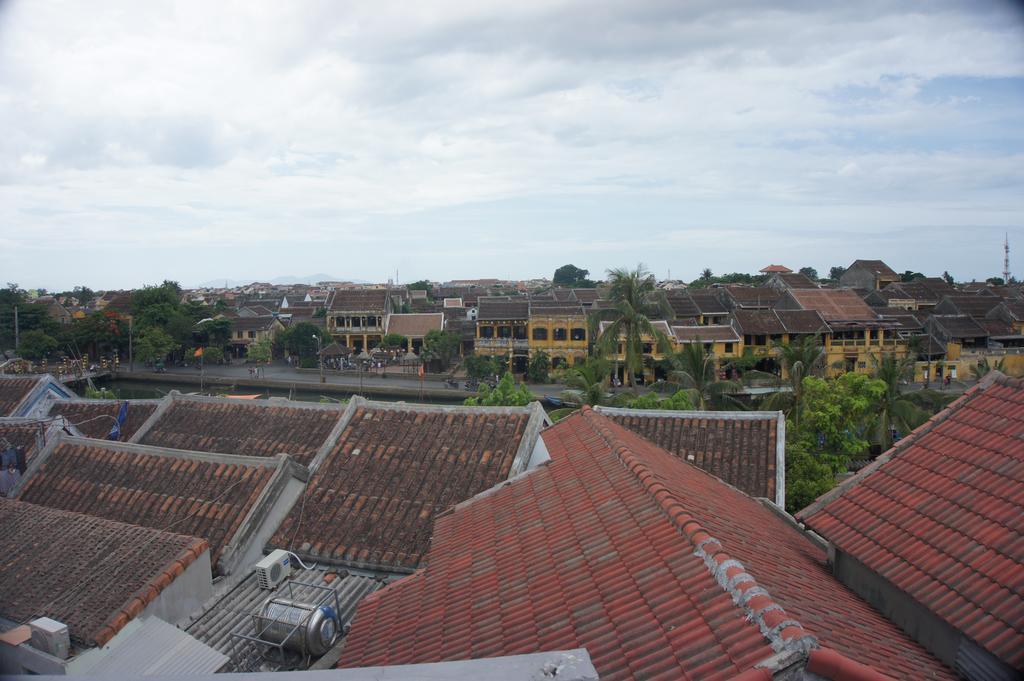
[{"xmin": 144, "ymin": 549, "xmax": 214, "ymax": 627}]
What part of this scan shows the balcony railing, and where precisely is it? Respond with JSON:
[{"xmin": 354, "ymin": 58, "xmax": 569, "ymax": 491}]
[{"xmin": 476, "ymin": 338, "xmax": 530, "ymax": 350}]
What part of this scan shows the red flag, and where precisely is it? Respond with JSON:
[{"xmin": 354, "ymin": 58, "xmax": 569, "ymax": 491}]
[
  {"xmin": 418, "ymin": 364, "xmax": 424, "ymax": 378},
  {"xmin": 194, "ymin": 348, "xmax": 204, "ymax": 358}
]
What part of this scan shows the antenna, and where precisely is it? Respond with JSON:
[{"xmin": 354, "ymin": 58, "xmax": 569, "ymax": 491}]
[{"xmin": 1004, "ymin": 233, "xmax": 1011, "ymax": 283}]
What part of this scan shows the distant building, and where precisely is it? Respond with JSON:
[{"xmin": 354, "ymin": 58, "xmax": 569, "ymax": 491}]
[{"xmin": 839, "ymin": 259, "xmax": 900, "ymax": 291}]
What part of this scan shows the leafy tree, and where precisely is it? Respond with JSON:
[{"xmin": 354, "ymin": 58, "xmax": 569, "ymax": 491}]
[
  {"xmin": 527, "ymin": 351, "xmax": 551, "ymax": 383},
  {"xmin": 195, "ymin": 318, "xmax": 233, "ymax": 348},
  {"xmin": 552, "ymin": 264, "xmax": 595, "ymax": 288},
  {"xmin": 900, "ymin": 270, "xmax": 924, "ymax": 282},
  {"xmin": 798, "ymin": 267, "xmax": 818, "ymax": 281},
  {"xmin": 598, "ymin": 265, "xmax": 671, "ymax": 388},
  {"xmin": 464, "ymin": 354, "xmax": 508, "ymax": 379},
  {"xmin": 828, "ymin": 266, "xmax": 846, "ymax": 281},
  {"xmin": 625, "ymin": 390, "xmax": 694, "ymax": 411},
  {"xmin": 421, "ymin": 329, "xmax": 461, "ymax": 371},
  {"xmin": 278, "ymin": 322, "xmax": 321, "ymax": 359},
  {"xmin": 699, "ymin": 268, "xmax": 713, "ymax": 282},
  {"xmin": 382, "ymin": 333, "xmax": 408, "ymax": 351},
  {"xmin": 762, "ymin": 335, "xmax": 826, "ymax": 423},
  {"xmin": 869, "ymin": 352, "xmax": 929, "ymax": 450},
  {"xmin": 464, "ymin": 373, "xmax": 533, "ymax": 406},
  {"xmin": 135, "ymin": 327, "xmax": 177, "ymax": 364},
  {"xmin": 785, "ymin": 373, "xmax": 886, "ymax": 513},
  {"xmin": 407, "ymin": 280, "xmax": 433, "ymax": 292},
  {"xmin": 202, "ymin": 346, "xmax": 225, "ymax": 365},
  {"xmin": 17, "ymin": 329, "xmax": 58, "ymax": 361},
  {"xmin": 666, "ymin": 342, "xmax": 742, "ymax": 410},
  {"xmin": 942, "ymin": 271, "xmax": 955, "ymax": 285},
  {"xmin": 986, "ymin": 276, "xmax": 1005, "ymax": 286},
  {"xmin": 84, "ymin": 386, "xmax": 118, "ymax": 399},
  {"xmin": 247, "ymin": 337, "xmax": 273, "ymax": 363}
]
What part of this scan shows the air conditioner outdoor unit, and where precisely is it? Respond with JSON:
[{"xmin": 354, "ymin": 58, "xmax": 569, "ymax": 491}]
[
  {"xmin": 30, "ymin": 617, "xmax": 70, "ymax": 660},
  {"xmin": 255, "ymin": 549, "xmax": 292, "ymax": 590}
]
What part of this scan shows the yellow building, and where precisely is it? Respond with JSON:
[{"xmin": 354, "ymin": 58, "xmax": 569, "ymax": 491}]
[
  {"xmin": 528, "ymin": 301, "xmax": 588, "ymax": 369},
  {"xmin": 731, "ymin": 309, "xmax": 830, "ymax": 377},
  {"xmin": 229, "ymin": 316, "xmax": 285, "ymax": 357},
  {"xmin": 475, "ymin": 297, "xmax": 530, "ymax": 372},
  {"xmin": 325, "ymin": 289, "xmax": 392, "ymax": 351}
]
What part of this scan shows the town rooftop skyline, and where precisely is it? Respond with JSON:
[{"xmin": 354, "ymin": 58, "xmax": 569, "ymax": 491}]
[{"xmin": 1, "ymin": 1, "xmax": 1022, "ymax": 291}]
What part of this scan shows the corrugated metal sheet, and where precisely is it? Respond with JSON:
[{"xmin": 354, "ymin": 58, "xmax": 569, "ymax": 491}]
[
  {"xmin": 186, "ymin": 567, "xmax": 382, "ymax": 672},
  {"xmin": 83, "ymin": 617, "xmax": 228, "ymax": 676}
]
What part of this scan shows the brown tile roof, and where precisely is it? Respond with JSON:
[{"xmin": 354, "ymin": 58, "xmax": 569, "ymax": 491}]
[
  {"xmin": 935, "ymin": 294, "xmax": 1002, "ymax": 318},
  {"xmin": 848, "ymin": 259, "xmax": 898, "ymax": 278},
  {"xmin": 732, "ymin": 309, "xmax": 786, "ymax": 335},
  {"xmin": 798, "ymin": 374, "xmax": 1024, "ymax": 671},
  {"xmin": 785, "ymin": 289, "xmax": 879, "ymax": 321},
  {"xmin": 775, "ymin": 309, "xmax": 829, "ymax": 334},
  {"xmin": 134, "ymin": 395, "xmax": 343, "ymax": 466},
  {"xmin": 48, "ymin": 400, "xmax": 159, "ymax": 441},
  {"xmin": 0, "ymin": 498, "xmax": 207, "ymax": 647},
  {"xmin": 928, "ymin": 314, "xmax": 988, "ymax": 340},
  {"xmin": 571, "ymin": 288, "xmax": 602, "ymax": 304},
  {"xmin": 0, "ymin": 376, "xmax": 38, "ymax": 416},
  {"xmin": 386, "ymin": 313, "xmax": 443, "ymax": 338},
  {"xmin": 230, "ymin": 316, "xmax": 279, "ymax": 332},
  {"xmin": 977, "ymin": 318, "xmax": 1018, "ymax": 337},
  {"xmin": 722, "ymin": 285, "xmax": 782, "ymax": 308},
  {"xmin": 775, "ymin": 272, "xmax": 818, "ymax": 289},
  {"xmin": 670, "ymin": 324, "xmax": 740, "ymax": 343},
  {"xmin": 663, "ymin": 290, "xmax": 700, "ymax": 318},
  {"xmin": 269, "ymin": 399, "xmax": 545, "ymax": 573},
  {"xmin": 528, "ymin": 299, "xmax": 585, "ymax": 316},
  {"xmin": 596, "ymin": 407, "xmax": 783, "ymax": 504},
  {"xmin": 327, "ymin": 289, "xmax": 389, "ymax": 312},
  {"xmin": 688, "ymin": 290, "xmax": 728, "ymax": 314},
  {"xmin": 477, "ymin": 297, "xmax": 529, "ymax": 321},
  {"xmin": 16, "ymin": 436, "xmax": 280, "ymax": 572}
]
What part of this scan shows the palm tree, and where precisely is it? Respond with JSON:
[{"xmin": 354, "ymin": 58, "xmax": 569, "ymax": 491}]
[
  {"xmin": 699, "ymin": 268, "xmax": 713, "ymax": 283},
  {"xmin": 870, "ymin": 352, "xmax": 929, "ymax": 451},
  {"xmin": 667, "ymin": 342, "xmax": 743, "ymax": 410},
  {"xmin": 598, "ymin": 265, "xmax": 672, "ymax": 388},
  {"xmin": 561, "ymin": 357, "xmax": 613, "ymax": 407},
  {"xmin": 763, "ymin": 335, "xmax": 826, "ymax": 424}
]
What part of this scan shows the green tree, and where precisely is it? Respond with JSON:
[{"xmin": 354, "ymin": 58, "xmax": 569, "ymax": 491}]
[
  {"xmin": 598, "ymin": 265, "xmax": 671, "ymax": 388},
  {"xmin": 464, "ymin": 373, "xmax": 534, "ymax": 406},
  {"xmin": 464, "ymin": 354, "xmax": 508, "ymax": 379},
  {"xmin": 17, "ymin": 329, "xmax": 58, "ymax": 361},
  {"xmin": 421, "ymin": 329, "xmax": 461, "ymax": 371},
  {"xmin": 869, "ymin": 352, "xmax": 929, "ymax": 451},
  {"xmin": 625, "ymin": 389, "xmax": 695, "ymax": 411},
  {"xmin": 194, "ymin": 318, "xmax": 233, "ymax": 348},
  {"xmin": 135, "ymin": 327, "xmax": 177, "ymax": 364},
  {"xmin": 667, "ymin": 342, "xmax": 742, "ymax": 410},
  {"xmin": 970, "ymin": 357, "xmax": 1005, "ymax": 379},
  {"xmin": 552, "ymin": 264, "xmax": 595, "ymax": 288},
  {"xmin": 785, "ymin": 373, "xmax": 886, "ymax": 513},
  {"xmin": 202, "ymin": 346, "xmax": 225, "ymax": 365},
  {"xmin": 561, "ymin": 357, "xmax": 613, "ymax": 407},
  {"xmin": 247, "ymin": 337, "xmax": 273, "ymax": 363},
  {"xmin": 762, "ymin": 335, "xmax": 826, "ymax": 423},
  {"xmin": 527, "ymin": 351, "xmax": 551, "ymax": 383},
  {"xmin": 699, "ymin": 268, "xmax": 713, "ymax": 282},
  {"xmin": 382, "ymin": 333, "xmax": 408, "ymax": 351},
  {"xmin": 942, "ymin": 271, "xmax": 955, "ymax": 285},
  {"xmin": 900, "ymin": 270, "xmax": 925, "ymax": 282},
  {"xmin": 828, "ymin": 266, "xmax": 846, "ymax": 281},
  {"xmin": 278, "ymin": 322, "xmax": 321, "ymax": 359},
  {"xmin": 798, "ymin": 267, "xmax": 818, "ymax": 281}
]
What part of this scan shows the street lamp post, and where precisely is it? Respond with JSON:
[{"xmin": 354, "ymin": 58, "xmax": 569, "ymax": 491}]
[{"xmin": 313, "ymin": 334, "xmax": 325, "ymax": 384}]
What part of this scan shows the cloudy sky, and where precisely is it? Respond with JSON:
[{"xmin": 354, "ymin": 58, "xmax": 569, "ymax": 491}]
[{"xmin": 1, "ymin": 0, "xmax": 1023, "ymax": 290}]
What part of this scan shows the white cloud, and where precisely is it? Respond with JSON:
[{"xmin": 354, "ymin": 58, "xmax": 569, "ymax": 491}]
[{"xmin": 0, "ymin": 0, "xmax": 1022, "ymax": 288}]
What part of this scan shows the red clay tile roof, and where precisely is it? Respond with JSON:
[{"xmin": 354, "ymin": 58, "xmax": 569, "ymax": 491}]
[
  {"xmin": 798, "ymin": 374, "xmax": 1024, "ymax": 671},
  {"xmin": 386, "ymin": 313, "xmax": 444, "ymax": 337},
  {"xmin": 16, "ymin": 437, "xmax": 277, "ymax": 572},
  {"xmin": 0, "ymin": 498, "xmax": 207, "ymax": 647},
  {"xmin": 135, "ymin": 395, "xmax": 343, "ymax": 466},
  {"xmin": 760, "ymin": 264, "xmax": 793, "ymax": 273},
  {"xmin": 596, "ymin": 408, "xmax": 781, "ymax": 504},
  {"xmin": 48, "ymin": 400, "xmax": 159, "ymax": 441},
  {"xmin": 338, "ymin": 409, "xmax": 951, "ymax": 679},
  {"xmin": 0, "ymin": 376, "xmax": 38, "ymax": 416},
  {"xmin": 785, "ymin": 289, "xmax": 879, "ymax": 322},
  {"xmin": 270, "ymin": 400, "xmax": 542, "ymax": 573}
]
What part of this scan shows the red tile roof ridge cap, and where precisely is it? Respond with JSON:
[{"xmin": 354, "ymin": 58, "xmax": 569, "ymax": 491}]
[
  {"xmin": 578, "ymin": 408, "xmax": 818, "ymax": 655},
  {"xmin": 806, "ymin": 647, "xmax": 897, "ymax": 681},
  {"xmin": 797, "ymin": 372, "xmax": 1002, "ymax": 522}
]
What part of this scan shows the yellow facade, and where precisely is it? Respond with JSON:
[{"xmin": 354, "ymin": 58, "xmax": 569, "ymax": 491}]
[
  {"xmin": 328, "ymin": 313, "xmax": 385, "ymax": 351},
  {"xmin": 823, "ymin": 327, "xmax": 909, "ymax": 377},
  {"xmin": 475, "ymin": 318, "xmax": 529, "ymax": 370},
  {"xmin": 528, "ymin": 314, "xmax": 588, "ymax": 367}
]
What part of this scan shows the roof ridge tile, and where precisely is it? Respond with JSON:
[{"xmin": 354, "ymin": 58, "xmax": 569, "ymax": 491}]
[{"xmin": 578, "ymin": 406, "xmax": 818, "ymax": 655}]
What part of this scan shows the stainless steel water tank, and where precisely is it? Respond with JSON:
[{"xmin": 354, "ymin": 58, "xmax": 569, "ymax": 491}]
[{"xmin": 255, "ymin": 597, "xmax": 339, "ymax": 657}]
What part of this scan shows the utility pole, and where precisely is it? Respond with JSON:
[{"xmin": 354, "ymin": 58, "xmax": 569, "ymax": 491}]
[
  {"xmin": 1004, "ymin": 233, "xmax": 1011, "ymax": 283},
  {"xmin": 13, "ymin": 305, "xmax": 18, "ymax": 350},
  {"xmin": 128, "ymin": 317, "xmax": 134, "ymax": 372}
]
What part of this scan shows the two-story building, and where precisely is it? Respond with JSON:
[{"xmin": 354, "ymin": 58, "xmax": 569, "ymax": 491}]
[
  {"xmin": 228, "ymin": 316, "xmax": 285, "ymax": 357},
  {"xmin": 527, "ymin": 300, "xmax": 588, "ymax": 369},
  {"xmin": 730, "ymin": 309, "xmax": 829, "ymax": 376},
  {"xmin": 325, "ymin": 289, "xmax": 392, "ymax": 351},
  {"xmin": 475, "ymin": 297, "xmax": 530, "ymax": 372},
  {"xmin": 839, "ymin": 259, "xmax": 900, "ymax": 291}
]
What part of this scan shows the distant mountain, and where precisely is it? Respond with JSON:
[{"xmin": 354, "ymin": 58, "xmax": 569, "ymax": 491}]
[{"xmin": 194, "ymin": 274, "xmax": 370, "ymax": 288}]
